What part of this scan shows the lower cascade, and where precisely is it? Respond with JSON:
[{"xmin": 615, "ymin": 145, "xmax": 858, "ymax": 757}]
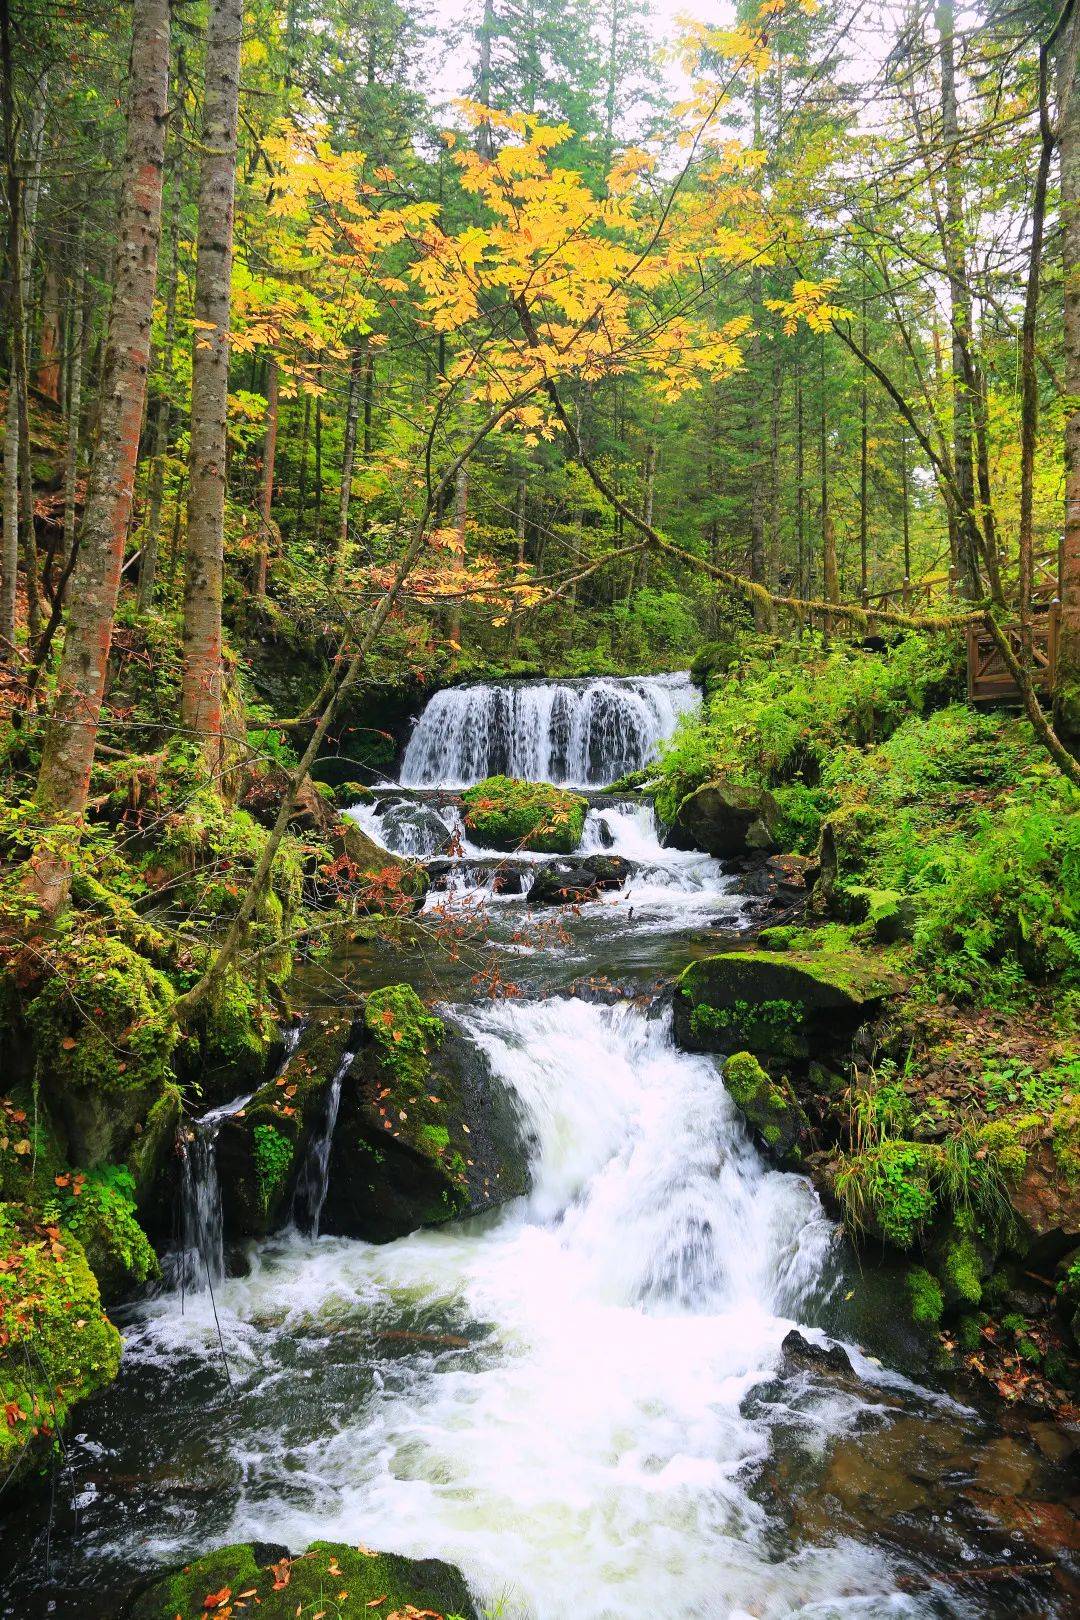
[
  {"xmin": 80, "ymin": 1000, "xmax": 913, "ymax": 1618},
  {"xmin": 399, "ymin": 670, "xmax": 699, "ymax": 786}
]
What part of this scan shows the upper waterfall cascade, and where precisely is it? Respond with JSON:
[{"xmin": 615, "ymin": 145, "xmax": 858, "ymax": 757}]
[{"xmin": 399, "ymin": 671, "xmax": 698, "ymax": 787}]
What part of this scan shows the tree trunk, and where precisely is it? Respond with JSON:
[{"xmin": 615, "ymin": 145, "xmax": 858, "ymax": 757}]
[
  {"xmin": 509, "ymin": 470, "xmax": 526, "ymax": 651},
  {"xmin": 138, "ymin": 166, "xmax": 181, "ymax": 613},
  {"xmin": 859, "ymin": 290, "xmax": 869, "ymax": 603},
  {"xmin": 332, "ymin": 342, "xmax": 363, "ymax": 589},
  {"xmin": 36, "ymin": 261, "xmax": 61, "ymax": 400},
  {"xmin": 181, "ymin": 0, "xmax": 242, "ymax": 756},
  {"xmin": 447, "ymin": 461, "xmax": 466, "ymax": 647},
  {"xmin": 255, "ymin": 354, "xmax": 278, "ymax": 598},
  {"xmin": 767, "ymin": 348, "xmax": 782, "ymax": 596},
  {"xmin": 295, "ymin": 387, "xmax": 311, "ymax": 534},
  {"xmin": 936, "ymin": 0, "xmax": 982, "ymax": 599},
  {"xmin": 0, "ymin": 52, "xmax": 45, "ymax": 659},
  {"xmin": 1056, "ymin": 1, "xmax": 1080, "ymax": 737},
  {"xmin": 32, "ymin": 0, "xmax": 170, "ymax": 903}
]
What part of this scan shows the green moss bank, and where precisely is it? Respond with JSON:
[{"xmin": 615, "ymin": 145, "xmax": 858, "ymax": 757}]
[{"xmin": 124, "ymin": 1538, "xmax": 478, "ymax": 1620}]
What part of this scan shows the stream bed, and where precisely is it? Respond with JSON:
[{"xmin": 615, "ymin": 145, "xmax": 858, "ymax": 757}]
[{"xmin": 4, "ymin": 674, "xmax": 1078, "ymax": 1619}]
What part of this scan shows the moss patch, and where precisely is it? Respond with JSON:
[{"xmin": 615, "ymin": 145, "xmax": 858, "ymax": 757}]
[
  {"xmin": 0, "ymin": 1203, "xmax": 121, "ymax": 1482},
  {"xmin": 722, "ymin": 1051, "xmax": 808, "ymax": 1164},
  {"xmin": 462, "ymin": 775, "xmax": 586, "ymax": 854},
  {"xmin": 126, "ymin": 1538, "xmax": 478, "ymax": 1620}
]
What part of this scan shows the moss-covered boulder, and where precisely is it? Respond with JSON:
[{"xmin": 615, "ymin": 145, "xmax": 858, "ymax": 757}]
[
  {"xmin": 462, "ymin": 776, "xmax": 587, "ymax": 854},
  {"xmin": 671, "ymin": 778, "xmax": 778, "ymax": 859},
  {"xmin": 321, "ymin": 984, "xmax": 529, "ymax": 1242},
  {"xmin": 216, "ymin": 1013, "xmax": 357, "ymax": 1238},
  {"xmin": 674, "ymin": 948, "xmax": 899, "ymax": 1061},
  {"xmin": 124, "ymin": 1538, "xmax": 478, "ymax": 1620},
  {"xmin": 721, "ymin": 1051, "xmax": 810, "ymax": 1165},
  {"xmin": 0, "ymin": 1204, "xmax": 122, "ymax": 1485},
  {"xmin": 23, "ymin": 936, "xmax": 179, "ymax": 1170}
]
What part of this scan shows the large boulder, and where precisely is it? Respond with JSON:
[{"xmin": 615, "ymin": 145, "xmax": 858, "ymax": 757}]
[
  {"xmin": 671, "ymin": 778, "xmax": 779, "ymax": 859},
  {"xmin": 124, "ymin": 1539, "xmax": 478, "ymax": 1620},
  {"xmin": 674, "ymin": 948, "xmax": 899, "ymax": 1061},
  {"xmin": 721, "ymin": 1051, "xmax": 810, "ymax": 1165},
  {"xmin": 377, "ymin": 798, "xmax": 454, "ymax": 858},
  {"xmin": 462, "ymin": 776, "xmax": 587, "ymax": 854},
  {"xmin": 320, "ymin": 984, "xmax": 529, "ymax": 1242},
  {"xmin": 527, "ymin": 854, "xmax": 631, "ymax": 906}
]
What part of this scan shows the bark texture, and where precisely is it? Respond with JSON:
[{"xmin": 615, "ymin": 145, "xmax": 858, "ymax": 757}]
[
  {"xmin": 181, "ymin": 0, "xmax": 242, "ymax": 751},
  {"xmin": 34, "ymin": 0, "xmax": 170, "ymax": 854}
]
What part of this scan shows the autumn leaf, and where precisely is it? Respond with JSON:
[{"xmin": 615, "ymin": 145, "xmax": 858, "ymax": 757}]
[{"xmin": 202, "ymin": 1588, "xmax": 232, "ymax": 1612}]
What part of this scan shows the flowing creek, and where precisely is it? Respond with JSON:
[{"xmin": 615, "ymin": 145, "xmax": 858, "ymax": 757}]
[{"xmin": 4, "ymin": 673, "xmax": 1078, "ymax": 1618}]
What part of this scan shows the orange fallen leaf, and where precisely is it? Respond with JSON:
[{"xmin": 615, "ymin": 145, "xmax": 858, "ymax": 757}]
[{"xmin": 203, "ymin": 1589, "xmax": 232, "ymax": 1612}]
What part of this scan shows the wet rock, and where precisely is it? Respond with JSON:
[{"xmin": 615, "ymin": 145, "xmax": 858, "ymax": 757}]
[
  {"xmin": 123, "ymin": 1537, "xmax": 478, "ymax": 1620},
  {"xmin": 781, "ymin": 1328, "xmax": 855, "ymax": 1376},
  {"xmin": 527, "ymin": 854, "xmax": 631, "ymax": 905},
  {"xmin": 217, "ymin": 1014, "xmax": 357, "ymax": 1239},
  {"xmin": 1008, "ymin": 1130, "xmax": 1080, "ymax": 1264},
  {"xmin": 320, "ymin": 985, "xmax": 530, "ymax": 1243},
  {"xmin": 722, "ymin": 1051, "xmax": 810, "ymax": 1166},
  {"xmin": 674, "ymin": 947, "xmax": 900, "ymax": 1061},
  {"xmin": 670, "ymin": 777, "xmax": 779, "ymax": 859},
  {"xmin": 377, "ymin": 798, "xmax": 453, "ymax": 858}
]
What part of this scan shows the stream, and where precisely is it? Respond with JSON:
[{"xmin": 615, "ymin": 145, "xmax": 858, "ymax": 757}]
[{"xmin": 3, "ymin": 673, "xmax": 1077, "ymax": 1619}]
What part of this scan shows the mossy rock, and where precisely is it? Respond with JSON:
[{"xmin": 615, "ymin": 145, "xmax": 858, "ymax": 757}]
[
  {"xmin": 721, "ymin": 1051, "xmax": 809, "ymax": 1165},
  {"xmin": 690, "ymin": 637, "xmax": 741, "ymax": 692},
  {"xmin": 810, "ymin": 805, "xmax": 886, "ymax": 919},
  {"xmin": 322, "ymin": 985, "xmax": 529, "ymax": 1242},
  {"xmin": 0, "ymin": 1203, "xmax": 121, "ymax": 1484},
  {"xmin": 124, "ymin": 1538, "xmax": 478, "ymax": 1620},
  {"xmin": 60, "ymin": 1166, "xmax": 161, "ymax": 1301},
  {"xmin": 185, "ymin": 965, "xmax": 281, "ymax": 1095},
  {"xmin": 334, "ymin": 779, "xmax": 374, "ymax": 806},
  {"xmin": 24, "ymin": 936, "xmax": 179, "ymax": 1169},
  {"xmin": 217, "ymin": 1015, "xmax": 356, "ymax": 1239},
  {"xmin": 671, "ymin": 777, "xmax": 779, "ymax": 859},
  {"xmin": 674, "ymin": 948, "xmax": 899, "ymax": 1061},
  {"xmin": 461, "ymin": 776, "xmax": 587, "ymax": 855}
]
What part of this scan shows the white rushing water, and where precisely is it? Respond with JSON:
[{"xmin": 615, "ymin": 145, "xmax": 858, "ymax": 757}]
[
  {"xmin": 124, "ymin": 999, "xmax": 913, "ymax": 1618},
  {"xmin": 400, "ymin": 671, "xmax": 699, "ymax": 787}
]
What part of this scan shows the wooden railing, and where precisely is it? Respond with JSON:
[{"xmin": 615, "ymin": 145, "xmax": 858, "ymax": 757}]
[{"xmin": 966, "ymin": 604, "xmax": 1060, "ymax": 704}]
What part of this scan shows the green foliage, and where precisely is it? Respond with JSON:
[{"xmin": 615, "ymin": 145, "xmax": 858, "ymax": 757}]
[
  {"xmin": 462, "ymin": 776, "xmax": 587, "ymax": 854},
  {"xmin": 653, "ymin": 633, "xmax": 962, "ymax": 824},
  {"xmin": 252, "ymin": 1124, "xmax": 294, "ymax": 1214},
  {"xmin": 835, "ymin": 1140, "xmax": 938, "ymax": 1249},
  {"xmin": 52, "ymin": 1165, "xmax": 159, "ymax": 1291}
]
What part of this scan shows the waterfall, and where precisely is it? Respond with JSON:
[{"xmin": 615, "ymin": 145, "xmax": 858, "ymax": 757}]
[
  {"xmin": 172, "ymin": 1027, "xmax": 302, "ymax": 1291},
  {"xmin": 291, "ymin": 1051, "xmax": 353, "ymax": 1238},
  {"xmin": 400, "ymin": 671, "xmax": 698, "ymax": 787}
]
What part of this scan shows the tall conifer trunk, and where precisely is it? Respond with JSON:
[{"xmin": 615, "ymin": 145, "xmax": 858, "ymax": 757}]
[
  {"xmin": 31, "ymin": 0, "xmax": 170, "ymax": 911},
  {"xmin": 1057, "ymin": 3, "xmax": 1080, "ymax": 737},
  {"xmin": 181, "ymin": 0, "xmax": 242, "ymax": 755}
]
